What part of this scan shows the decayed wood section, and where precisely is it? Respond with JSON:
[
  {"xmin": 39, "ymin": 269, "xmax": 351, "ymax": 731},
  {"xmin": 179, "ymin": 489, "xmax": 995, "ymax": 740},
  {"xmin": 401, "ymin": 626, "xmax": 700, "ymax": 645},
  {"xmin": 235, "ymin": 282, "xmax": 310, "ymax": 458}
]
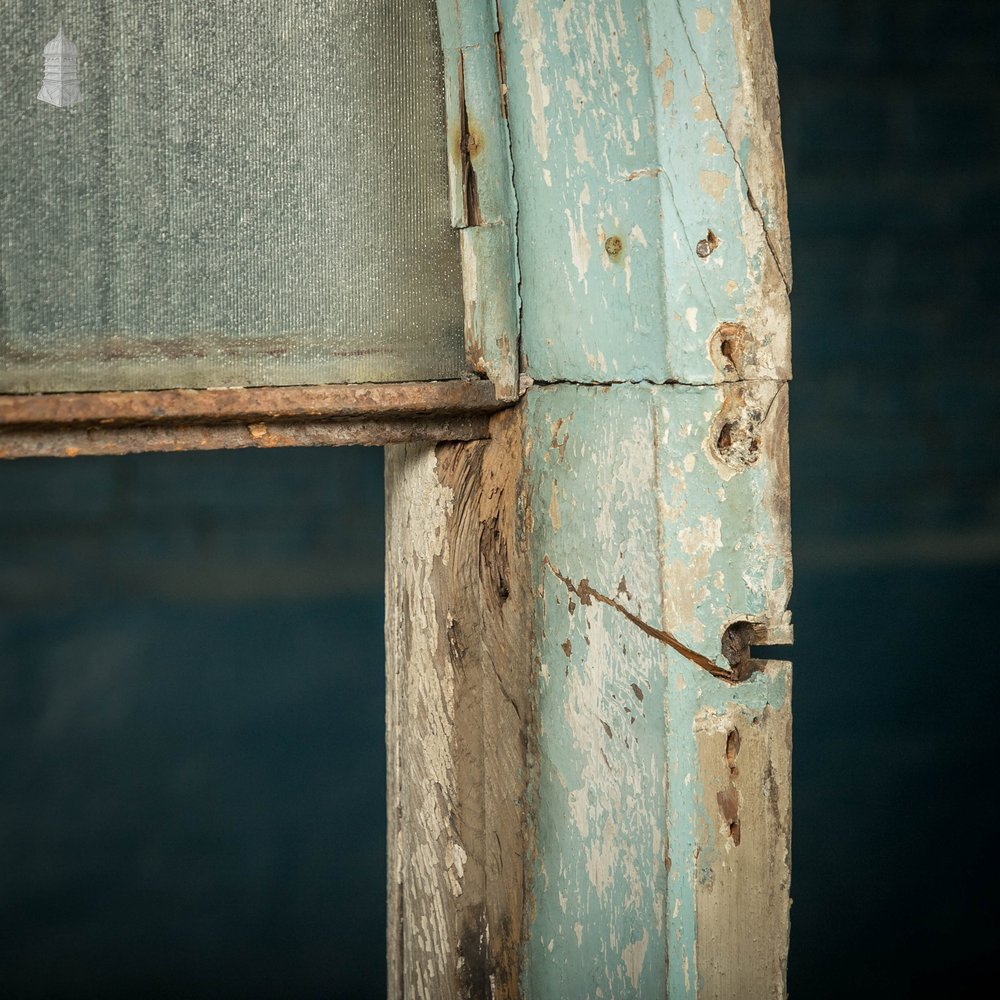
[{"xmin": 385, "ymin": 406, "xmax": 532, "ymax": 1000}]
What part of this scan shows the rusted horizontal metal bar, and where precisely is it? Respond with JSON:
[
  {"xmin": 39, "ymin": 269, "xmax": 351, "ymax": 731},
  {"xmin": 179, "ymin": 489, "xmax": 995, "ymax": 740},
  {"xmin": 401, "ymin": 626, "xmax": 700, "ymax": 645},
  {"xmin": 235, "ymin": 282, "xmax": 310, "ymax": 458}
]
[
  {"xmin": 0, "ymin": 379, "xmax": 504, "ymax": 429},
  {"xmin": 0, "ymin": 415, "xmax": 492, "ymax": 460}
]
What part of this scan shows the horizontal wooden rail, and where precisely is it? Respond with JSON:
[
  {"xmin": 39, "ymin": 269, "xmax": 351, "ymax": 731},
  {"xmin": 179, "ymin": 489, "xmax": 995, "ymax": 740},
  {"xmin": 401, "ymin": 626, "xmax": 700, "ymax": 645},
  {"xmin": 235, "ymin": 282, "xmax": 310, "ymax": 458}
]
[
  {"xmin": 0, "ymin": 380, "xmax": 507, "ymax": 459},
  {"xmin": 0, "ymin": 379, "xmax": 504, "ymax": 428}
]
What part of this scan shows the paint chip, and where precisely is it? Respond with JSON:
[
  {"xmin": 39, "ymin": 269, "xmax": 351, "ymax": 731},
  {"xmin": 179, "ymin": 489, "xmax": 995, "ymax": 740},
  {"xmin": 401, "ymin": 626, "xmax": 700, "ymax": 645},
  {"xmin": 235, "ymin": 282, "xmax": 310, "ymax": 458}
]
[{"xmin": 699, "ymin": 170, "xmax": 731, "ymax": 203}]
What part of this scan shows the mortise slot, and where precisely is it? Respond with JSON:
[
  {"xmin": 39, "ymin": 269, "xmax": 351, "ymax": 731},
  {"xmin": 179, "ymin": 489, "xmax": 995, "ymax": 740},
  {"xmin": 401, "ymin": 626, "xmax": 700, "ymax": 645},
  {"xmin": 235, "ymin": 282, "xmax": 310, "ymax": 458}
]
[
  {"xmin": 493, "ymin": 10, "xmax": 510, "ymax": 120},
  {"xmin": 749, "ymin": 644, "xmax": 793, "ymax": 660},
  {"xmin": 721, "ymin": 620, "xmax": 792, "ymax": 681}
]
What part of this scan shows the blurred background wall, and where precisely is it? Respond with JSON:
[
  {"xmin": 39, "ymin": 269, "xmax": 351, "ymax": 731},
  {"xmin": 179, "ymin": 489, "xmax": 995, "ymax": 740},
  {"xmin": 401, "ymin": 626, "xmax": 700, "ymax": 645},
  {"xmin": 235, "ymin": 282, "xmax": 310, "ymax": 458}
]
[
  {"xmin": 772, "ymin": 1, "xmax": 999, "ymax": 993},
  {"xmin": 1, "ymin": 1, "xmax": 997, "ymax": 997},
  {"xmin": 0, "ymin": 449, "xmax": 389, "ymax": 999}
]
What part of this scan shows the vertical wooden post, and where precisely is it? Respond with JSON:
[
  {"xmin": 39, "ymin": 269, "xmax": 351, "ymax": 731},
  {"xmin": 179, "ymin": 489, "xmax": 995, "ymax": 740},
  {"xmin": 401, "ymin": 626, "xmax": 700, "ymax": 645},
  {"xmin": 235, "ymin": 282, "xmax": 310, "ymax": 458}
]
[
  {"xmin": 386, "ymin": 409, "xmax": 533, "ymax": 1000},
  {"xmin": 386, "ymin": 1, "xmax": 792, "ymax": 996}
]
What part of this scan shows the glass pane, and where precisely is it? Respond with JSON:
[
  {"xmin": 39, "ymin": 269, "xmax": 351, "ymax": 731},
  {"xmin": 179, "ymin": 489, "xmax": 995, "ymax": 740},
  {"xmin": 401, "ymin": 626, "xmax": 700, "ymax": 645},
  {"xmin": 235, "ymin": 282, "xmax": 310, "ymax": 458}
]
[{"xmin": 0, "ymin": 1, "xmax": 465, "ymax": 393}]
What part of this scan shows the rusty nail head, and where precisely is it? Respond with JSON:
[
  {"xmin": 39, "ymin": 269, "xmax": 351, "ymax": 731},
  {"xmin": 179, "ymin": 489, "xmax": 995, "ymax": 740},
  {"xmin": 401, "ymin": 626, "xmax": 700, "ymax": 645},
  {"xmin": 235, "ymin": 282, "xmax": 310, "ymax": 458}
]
[{"xmin": 696, "ymin": 230, "xmax": 720, "ymax": 258}]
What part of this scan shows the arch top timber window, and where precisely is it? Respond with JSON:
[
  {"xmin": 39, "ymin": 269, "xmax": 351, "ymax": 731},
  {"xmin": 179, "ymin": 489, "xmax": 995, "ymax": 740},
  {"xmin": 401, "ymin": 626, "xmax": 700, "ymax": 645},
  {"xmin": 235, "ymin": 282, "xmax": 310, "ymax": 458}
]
[{"xmin": 0, "ymin": 1, "xmax": 478, "ymax": 396}]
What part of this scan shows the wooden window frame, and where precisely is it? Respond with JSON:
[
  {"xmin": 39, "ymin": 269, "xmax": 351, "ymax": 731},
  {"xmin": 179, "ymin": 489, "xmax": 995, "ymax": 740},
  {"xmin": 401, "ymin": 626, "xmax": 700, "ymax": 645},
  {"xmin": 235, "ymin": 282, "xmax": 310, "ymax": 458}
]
[
  {"xmin": 0, "ymin": 380, "xmax": 510, "ymax": 458},
  {"xmin": 0, "ymin": 0, "xmax": 518, "ymax": 459},
  {"xmin": 1, "ymin": 3, "xmax": 796, "ymax": 997}
]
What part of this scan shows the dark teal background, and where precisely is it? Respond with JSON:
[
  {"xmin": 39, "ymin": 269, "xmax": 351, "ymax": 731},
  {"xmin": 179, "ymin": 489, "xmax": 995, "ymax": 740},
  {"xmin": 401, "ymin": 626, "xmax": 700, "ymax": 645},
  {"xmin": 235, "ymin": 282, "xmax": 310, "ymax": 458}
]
[
  {"xmin": 0, "ymin": 448, "xmax": 388, "ymax": 999},
  {"xmin": 775, "ymin": 2, "xmax": 999, "ymax": 994},
  {"xmin": 1, "ymin": 2, "xmax": 998, "ymax": 997}
]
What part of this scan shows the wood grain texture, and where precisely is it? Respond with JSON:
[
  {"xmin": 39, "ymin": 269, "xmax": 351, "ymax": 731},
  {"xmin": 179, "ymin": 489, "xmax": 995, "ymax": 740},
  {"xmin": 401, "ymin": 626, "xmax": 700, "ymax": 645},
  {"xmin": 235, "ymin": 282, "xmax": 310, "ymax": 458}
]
[
  {"xmin": 385, "ymin": 406, "xmax": 532, "ymax": 1000},
  {"xmin": 392, "ymin": 2, "xmax": 792, "ymax": 996},
  {"xmin": 693, "ymin": 678, "xmax": 792, "ymax": 999}
]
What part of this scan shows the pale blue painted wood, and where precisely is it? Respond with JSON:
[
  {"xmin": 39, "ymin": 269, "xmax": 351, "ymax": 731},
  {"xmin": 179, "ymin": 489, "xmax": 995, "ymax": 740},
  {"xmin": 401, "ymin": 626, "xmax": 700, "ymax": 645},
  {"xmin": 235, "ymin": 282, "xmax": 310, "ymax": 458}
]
[
  {"xmin": 499, "ymin": 0, "xmax": 790, "ymax": 386},
  {"xmin": 521, "ymin": 383, "xmax": 790, "ymax": 996},
  {"xmin": 495, "ymin": 2, "xmax": 793, "ymax": 995},
  {"xmin": 438, "ymin": 0, "xmax": 521, "ymax": 397}
]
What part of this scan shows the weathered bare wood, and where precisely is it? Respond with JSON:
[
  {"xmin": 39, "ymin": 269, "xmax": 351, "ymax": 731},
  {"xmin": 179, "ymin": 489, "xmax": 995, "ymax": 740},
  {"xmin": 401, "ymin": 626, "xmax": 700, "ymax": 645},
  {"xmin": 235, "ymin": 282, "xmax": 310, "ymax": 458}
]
[
  {"xmin": 385, "ymin": 406, "xmax": 532, "ymax": 1000},
  {"xmin": 730, "ymin": 0, "xmax": 794, "ymax": 290},
  {"xmin": 0, "ymin": 379, "xmax": 503, "ymax": 429},
  {"xmin": 0, "ymin": 415, "xmax": 492, "ymax": 460},
  {"xmin": 694, "ymin": 671, "xmax": 792, "ymax": 999}
]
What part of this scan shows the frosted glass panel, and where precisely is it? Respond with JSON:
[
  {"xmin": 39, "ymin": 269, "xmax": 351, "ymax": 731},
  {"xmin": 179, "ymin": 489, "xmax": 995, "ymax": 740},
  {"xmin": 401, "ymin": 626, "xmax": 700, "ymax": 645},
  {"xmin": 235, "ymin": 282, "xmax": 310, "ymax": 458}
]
[{"xmin": 0, "ymin": 1, "xmax": 465, "ymax": 393}]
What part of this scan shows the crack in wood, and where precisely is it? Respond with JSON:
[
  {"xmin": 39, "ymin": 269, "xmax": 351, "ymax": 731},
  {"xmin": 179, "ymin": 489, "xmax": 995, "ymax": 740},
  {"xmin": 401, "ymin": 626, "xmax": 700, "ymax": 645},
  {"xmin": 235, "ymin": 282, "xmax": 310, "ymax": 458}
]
[
  {"xmin": 672, "ymin": 0, "xmax": 792, "ymax": 296},
  {"xmin": 531, "ymin": 375, "xmax": 791, "ymax": 389},
  {"xmin": 542, "ymin": 557, "xmax": 735, "ymax": 682}
]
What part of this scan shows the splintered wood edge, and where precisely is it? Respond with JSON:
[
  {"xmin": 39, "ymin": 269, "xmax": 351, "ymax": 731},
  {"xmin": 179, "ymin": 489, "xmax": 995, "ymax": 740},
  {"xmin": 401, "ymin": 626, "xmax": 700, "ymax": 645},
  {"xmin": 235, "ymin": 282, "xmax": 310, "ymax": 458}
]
[{"xmin": 0, "ymin": 379, "xmax": 505, "ymax": 429}]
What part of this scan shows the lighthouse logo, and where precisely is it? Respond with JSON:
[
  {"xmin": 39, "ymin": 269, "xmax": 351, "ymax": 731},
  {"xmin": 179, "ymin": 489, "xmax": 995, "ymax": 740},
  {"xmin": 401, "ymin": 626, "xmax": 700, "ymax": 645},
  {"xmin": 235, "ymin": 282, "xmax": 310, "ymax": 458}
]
[{"xmin": 37, "ymin": 27, "xmax": 83, "ymax": 108}]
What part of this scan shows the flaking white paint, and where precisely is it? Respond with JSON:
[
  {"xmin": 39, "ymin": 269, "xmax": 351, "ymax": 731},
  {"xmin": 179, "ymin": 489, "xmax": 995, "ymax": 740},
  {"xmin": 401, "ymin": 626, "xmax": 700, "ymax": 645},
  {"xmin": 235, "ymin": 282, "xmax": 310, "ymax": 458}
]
[{"xmin": 514, "ymin": 0, "xmax": 551, "ymax": 160}]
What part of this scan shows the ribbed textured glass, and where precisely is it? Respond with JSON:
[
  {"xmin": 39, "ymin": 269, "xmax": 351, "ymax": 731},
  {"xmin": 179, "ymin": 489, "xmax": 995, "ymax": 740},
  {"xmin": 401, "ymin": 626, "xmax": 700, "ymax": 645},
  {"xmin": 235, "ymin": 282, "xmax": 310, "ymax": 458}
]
[{"xmin": 0, "ymin": 1, "xmax": 465, "ymax": 393}]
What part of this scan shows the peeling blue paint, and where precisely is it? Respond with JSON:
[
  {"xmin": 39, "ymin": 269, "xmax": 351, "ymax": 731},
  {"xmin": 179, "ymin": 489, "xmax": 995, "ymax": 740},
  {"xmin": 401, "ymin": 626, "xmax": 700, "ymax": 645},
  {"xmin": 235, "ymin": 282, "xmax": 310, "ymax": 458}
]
[
  {"xmin": 499, "ymin": 2, "xmax": 793, "ymax": 995},
  {"xmin": 500, "ymin": 0, "xmax": 790, "ymax": 386},
  {"xmin": 522, "ymin": 383, "xmax": 789, "ymax": 997}
]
